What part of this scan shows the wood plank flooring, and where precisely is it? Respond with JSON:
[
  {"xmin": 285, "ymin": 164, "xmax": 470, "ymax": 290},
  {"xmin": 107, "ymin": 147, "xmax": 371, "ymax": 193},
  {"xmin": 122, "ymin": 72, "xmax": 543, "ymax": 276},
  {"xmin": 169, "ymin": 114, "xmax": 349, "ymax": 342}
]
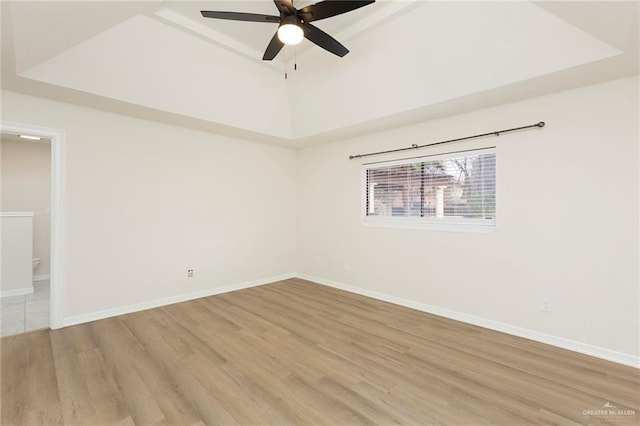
[{"xmin": 2, "ymin": 278, "xmax": 639, "ymax": 425}]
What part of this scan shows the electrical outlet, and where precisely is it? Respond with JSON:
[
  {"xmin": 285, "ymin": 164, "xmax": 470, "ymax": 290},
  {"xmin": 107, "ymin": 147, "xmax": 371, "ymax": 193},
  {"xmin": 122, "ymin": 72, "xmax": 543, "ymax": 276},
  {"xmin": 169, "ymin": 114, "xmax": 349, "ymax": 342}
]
[
  {"xmin": 187, "ymin": 269, "xmax": 194, "ymax": 278},
  {"xmin": 208, "ymin": 265, "xmax": 216, "ymax": 274},
  {"xmin": 542, "ymin": 299, "xmax": 551, "ymax": 313},
  {"xmin": 343, "ymin": 262, "xmax": 350, "ymax": 271}
]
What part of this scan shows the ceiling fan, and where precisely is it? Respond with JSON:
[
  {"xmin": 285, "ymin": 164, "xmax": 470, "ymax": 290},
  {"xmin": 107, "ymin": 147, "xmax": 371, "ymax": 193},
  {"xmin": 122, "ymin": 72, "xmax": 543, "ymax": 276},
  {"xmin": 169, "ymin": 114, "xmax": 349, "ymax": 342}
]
[{"xmin": 201, "ymin": 1, "xmax": 375, "ymax": 60}]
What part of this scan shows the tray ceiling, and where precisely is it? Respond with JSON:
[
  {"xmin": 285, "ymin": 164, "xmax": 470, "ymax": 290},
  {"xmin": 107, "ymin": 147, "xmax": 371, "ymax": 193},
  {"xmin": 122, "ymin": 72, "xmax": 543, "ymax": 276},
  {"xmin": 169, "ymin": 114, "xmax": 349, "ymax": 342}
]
[{"xmin": 2, "ymin": 1, "xmax": 638, "ymax": 148}]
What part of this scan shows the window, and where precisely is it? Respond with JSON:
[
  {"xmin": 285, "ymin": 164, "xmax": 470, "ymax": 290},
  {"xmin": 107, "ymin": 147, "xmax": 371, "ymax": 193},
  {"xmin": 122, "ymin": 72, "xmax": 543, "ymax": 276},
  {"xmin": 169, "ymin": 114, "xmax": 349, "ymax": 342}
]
[{"xmin": 363, "ymin": 148, "xmax": 496, "ymax": 230}]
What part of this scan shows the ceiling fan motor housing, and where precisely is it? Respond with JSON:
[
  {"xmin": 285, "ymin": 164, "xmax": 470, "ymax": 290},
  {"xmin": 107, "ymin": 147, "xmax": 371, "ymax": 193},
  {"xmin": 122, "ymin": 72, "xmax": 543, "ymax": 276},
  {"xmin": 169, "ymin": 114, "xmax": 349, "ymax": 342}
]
[{"xmin": 280, "ymin": 13, "xmax": 301, "ymax": 27}]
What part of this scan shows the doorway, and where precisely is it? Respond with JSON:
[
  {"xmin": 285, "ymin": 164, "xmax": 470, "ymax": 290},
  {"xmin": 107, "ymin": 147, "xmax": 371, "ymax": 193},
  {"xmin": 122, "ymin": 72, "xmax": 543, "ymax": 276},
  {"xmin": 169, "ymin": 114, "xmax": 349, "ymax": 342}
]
[
  {"xmin": 1, "ymin": 133, "xmax": 51, "ymax": 336},
  {"xmin": 0, "ymin": 122, "xmax": 65, "ymax": 333}
]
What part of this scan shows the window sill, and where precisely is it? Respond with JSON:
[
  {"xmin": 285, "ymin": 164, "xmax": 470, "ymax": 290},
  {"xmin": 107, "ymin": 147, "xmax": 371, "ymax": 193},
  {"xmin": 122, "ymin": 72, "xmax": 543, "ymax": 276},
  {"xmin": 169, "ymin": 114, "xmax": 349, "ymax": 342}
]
[{"xmin": 362, "ymin": 219, "xmax": 496, "ymax": 234}]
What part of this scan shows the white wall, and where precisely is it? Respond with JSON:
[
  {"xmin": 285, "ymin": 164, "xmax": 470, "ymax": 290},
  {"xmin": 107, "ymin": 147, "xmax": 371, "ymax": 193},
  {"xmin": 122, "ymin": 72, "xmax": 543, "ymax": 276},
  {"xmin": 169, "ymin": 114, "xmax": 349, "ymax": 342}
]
[
  {"xmin": 297, "ymin": 76, "xmax": 639, "ymax": 361},
  {"xmin": 2, "ymin": 76, "xmax": 638, "ymax": 365},
  {"xmin": 1, "ymin": 137, "xmax": 51, "ymax": 277},
  {"xmin": 1, "ymin": 90, "xmax": 297, "ymax": 321}
]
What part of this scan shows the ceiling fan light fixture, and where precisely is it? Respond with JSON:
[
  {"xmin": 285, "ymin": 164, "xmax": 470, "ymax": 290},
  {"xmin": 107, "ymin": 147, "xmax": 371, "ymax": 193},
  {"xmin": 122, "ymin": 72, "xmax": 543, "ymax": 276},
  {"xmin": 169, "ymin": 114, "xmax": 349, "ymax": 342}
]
[
  {"xmin": 201, "ymin": 1, "xmax": 376, "ymax": 59},
  {"xmin": 277, "ymin": 24, "xmax": 303, "ymax": 45}
]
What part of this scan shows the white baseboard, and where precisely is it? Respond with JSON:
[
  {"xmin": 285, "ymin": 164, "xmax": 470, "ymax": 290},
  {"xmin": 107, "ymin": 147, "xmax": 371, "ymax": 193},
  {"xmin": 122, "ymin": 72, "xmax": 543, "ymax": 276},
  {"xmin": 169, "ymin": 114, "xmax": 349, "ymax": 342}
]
[
  {"xmin": 0, "ymin": 287, "xmax": 34, "ymax": 298},
  {"xmin": 33, "ymin": 274, "xmax": 50, "ymax": 282},
  {"xmin": 296, "ymin": 273, "xmax": 640, "ymax": 369},
  {"xmin": 63, "ymin": 273, "xmax": 296, "ymax": 327}
]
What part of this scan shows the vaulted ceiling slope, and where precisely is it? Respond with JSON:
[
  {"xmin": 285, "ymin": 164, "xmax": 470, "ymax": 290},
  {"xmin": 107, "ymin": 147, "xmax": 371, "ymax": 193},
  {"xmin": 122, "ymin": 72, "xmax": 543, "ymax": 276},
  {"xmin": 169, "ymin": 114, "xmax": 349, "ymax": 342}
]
[{"xmin": 1, "ymin": 1, "xmax": 638, "ymax": 148}]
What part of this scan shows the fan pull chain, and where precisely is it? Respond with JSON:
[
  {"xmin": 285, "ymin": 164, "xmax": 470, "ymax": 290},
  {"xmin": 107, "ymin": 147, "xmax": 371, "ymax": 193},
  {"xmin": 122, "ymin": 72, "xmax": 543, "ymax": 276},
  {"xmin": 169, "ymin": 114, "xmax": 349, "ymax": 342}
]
[
  {"xmin": 284, "ymin": 46, "xmax": 288, "ymax": 79},
  {"xmin": 282, "ymin": 46, "xmax": 299, "ymax": 79}
]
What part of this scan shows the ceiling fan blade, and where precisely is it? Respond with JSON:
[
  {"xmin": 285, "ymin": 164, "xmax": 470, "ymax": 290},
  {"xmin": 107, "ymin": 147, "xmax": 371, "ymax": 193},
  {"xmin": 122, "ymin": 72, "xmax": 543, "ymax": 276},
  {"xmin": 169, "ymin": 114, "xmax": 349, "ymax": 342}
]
[
  {"xmin": 298, "ymin": 1, "xmax": 375, "ymax": 23},
  {"xmin": 301, "ymin": 22, "xmax": 349, "ymax": 57},
  {"xmin": 273, "ymin": 0, "xmax": 296, "ymax": 15},
  {"xmin": 263, "ymin": 31, "xmax": 285, "ymax": 60},
  {"xmin": 200, "ymin": 11, "xmax": 280, "ymax": 23}
]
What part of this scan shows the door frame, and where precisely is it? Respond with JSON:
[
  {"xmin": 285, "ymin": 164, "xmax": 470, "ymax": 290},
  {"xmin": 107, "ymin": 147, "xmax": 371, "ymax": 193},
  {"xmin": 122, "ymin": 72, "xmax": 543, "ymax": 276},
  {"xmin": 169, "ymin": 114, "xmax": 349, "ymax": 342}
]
[{"xmin": 1, "ymin": 121, "xmax": 65, "ymax": 329}]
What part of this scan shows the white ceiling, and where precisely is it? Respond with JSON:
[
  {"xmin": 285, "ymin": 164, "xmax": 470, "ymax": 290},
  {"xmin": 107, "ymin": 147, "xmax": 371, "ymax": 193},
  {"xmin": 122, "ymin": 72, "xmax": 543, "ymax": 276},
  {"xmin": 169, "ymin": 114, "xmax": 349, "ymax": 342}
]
[{"xmin": 1, "ymin": 1, "xmax": 638, "ymax": 148}]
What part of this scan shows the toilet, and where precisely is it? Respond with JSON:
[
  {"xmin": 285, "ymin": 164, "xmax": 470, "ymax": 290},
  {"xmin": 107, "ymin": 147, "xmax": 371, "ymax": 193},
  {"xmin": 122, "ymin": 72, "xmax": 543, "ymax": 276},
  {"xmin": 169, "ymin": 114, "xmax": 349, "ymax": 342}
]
[{"xmin": 32, "ymin": 258, "xmax": 40, "ymax": 271}]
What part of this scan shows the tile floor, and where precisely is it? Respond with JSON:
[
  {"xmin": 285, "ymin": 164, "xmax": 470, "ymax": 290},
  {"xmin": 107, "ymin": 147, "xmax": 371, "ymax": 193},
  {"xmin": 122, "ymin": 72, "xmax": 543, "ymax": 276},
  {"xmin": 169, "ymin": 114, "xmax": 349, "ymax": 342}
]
[{"xmin": 1, "ymin": 280, "xmax": 49, "ymax": 337}]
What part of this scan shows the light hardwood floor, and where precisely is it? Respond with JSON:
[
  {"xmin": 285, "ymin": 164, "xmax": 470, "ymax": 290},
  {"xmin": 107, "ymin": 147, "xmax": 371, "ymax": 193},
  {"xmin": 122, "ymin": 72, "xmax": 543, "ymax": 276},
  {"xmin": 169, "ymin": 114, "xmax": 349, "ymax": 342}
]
[{"xmin": 2, "ymin": 278, "xmax": 638, "ymax": 425}]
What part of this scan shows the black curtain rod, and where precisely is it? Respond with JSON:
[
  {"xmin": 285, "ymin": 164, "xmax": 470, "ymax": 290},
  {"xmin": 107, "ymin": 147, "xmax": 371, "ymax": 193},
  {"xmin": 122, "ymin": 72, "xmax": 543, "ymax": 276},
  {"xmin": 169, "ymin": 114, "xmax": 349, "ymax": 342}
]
[{"xmin": 348, "ymin": 121, "xmax": 545, "ymax": 160}]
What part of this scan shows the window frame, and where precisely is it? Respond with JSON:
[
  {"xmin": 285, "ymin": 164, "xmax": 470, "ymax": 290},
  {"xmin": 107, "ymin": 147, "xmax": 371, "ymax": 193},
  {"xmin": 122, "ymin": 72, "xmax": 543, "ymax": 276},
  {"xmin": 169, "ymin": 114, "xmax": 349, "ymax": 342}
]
[{"xmin": 361, "ymin": 147, "xmax": 497, "ymax": 233}]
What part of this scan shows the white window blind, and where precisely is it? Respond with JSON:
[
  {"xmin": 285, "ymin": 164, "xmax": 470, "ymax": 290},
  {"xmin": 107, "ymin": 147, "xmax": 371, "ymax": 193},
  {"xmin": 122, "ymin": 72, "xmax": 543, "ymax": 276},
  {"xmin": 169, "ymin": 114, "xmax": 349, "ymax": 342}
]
[{"xmin": 363, "ymin": 148, "xmax": 496, "ymax": 229}]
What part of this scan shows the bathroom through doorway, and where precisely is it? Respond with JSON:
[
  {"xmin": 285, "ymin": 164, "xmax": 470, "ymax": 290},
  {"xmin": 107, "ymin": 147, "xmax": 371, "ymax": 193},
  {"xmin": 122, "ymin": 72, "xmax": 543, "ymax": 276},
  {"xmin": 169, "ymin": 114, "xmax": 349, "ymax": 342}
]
[
  {"xmin": 1, "ymin": 121, "xmax": 65, "ymax": 335},
  {"xmin": 1, "ymin": 132, "xmax": 52, "ymax": 336}
]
